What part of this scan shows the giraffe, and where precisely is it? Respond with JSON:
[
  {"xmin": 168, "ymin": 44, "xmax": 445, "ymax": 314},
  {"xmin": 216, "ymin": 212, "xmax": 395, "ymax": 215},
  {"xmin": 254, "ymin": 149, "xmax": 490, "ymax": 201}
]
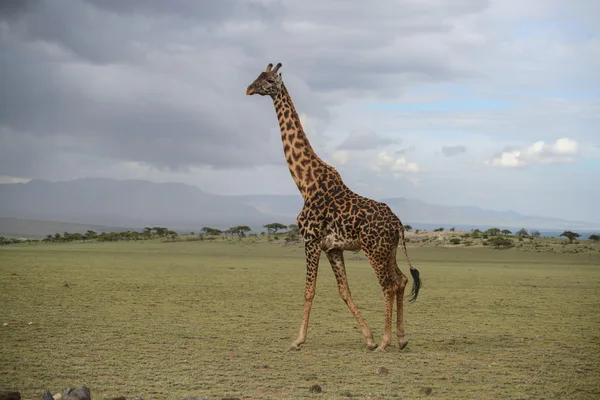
[{"xmin": 246, "ymin": 62, "xmax": 422, "ymax": 352}]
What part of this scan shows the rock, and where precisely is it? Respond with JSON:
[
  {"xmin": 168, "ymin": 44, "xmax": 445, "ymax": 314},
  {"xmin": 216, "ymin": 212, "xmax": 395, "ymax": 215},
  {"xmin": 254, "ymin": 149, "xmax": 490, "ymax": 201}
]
[
  {"xmin": 377, "ymin": 367, "xmax": 389, "ymax": 375},
  {"xmin": 41, "ymin": 391, "xmax": 53, "ymax": 400},
  {"xmin": 419, "ymin": 387, "xmax": 433, "ymax": 395},
  {"xmin": 341, "ymin": 391, "xmax": 353, "ymax": 397},
  {"xmin": 0, "ymin": 391, "xmax": 20, "ymax": 400},
  {"xmin": 53, "ymin": 394, "xmax": 63, "ymax": 400},
  {"xmin": 63, "ymin": 386, "xmax": 91, "ymax": 400},
  {"xmin": 309, "ymin": 385, "xmax": 322, "ymax": 393}
]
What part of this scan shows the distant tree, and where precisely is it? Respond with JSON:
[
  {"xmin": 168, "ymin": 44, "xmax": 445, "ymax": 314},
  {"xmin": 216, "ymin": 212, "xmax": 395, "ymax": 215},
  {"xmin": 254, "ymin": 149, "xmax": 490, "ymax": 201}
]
[
  {"xmin": 70, "ymin": 233, "xmax": 83, "ymax": 241},
  {"xmin": 201, "ymin": 227, "xmax": 223, "ymax": 236},
  {"xmin": 84, "ymin": 230, "xmax": 98, "ymax": 241},
  {"xmin": 403, "ymin": 225, "xmax": 413, "ymax": 232},
  {"xmin": 229, "ymin": 225, "xmax": 251, "ymax": 240},
  {"xmin": 433, "ymin": 227, "xmax": 444, "ymax": 232},
  {"xmin": 560, "ymin": 230, "xmax": 580, "ymax": 244},
  {"xmin": 516, "ymin": 228, "xmax": 529, "ymax": 238},
  {"xmin": 288, "ymin": 224, "xmax": 299, "ymax": 233},
  {"xmin": 486, "ymin": 228, "xmax": 501, "ymax": 236},
  {"xmin": 152, "ymin": 227, "xmax": 169, "ymax": 237},
  {"xmin": 501, "ymin": 229, "xmax": 512, "ymax": 236},
  {"xmin": 488, "ymin": 236, "xmax": 514, "ymax": 249},
  {"xmin": 589, "ymin": 234, "xmax": 600, "ymax": 242},
  {"xmin": 264, "ymin": 223, "xmax": 287, "ymax": 235},
  {"xmin": 471, "ymin": 229, "xmax": 481, "ymax": 238},
  {"xmin": 529, "ymin": 229, "xmax": 541, "ymax": 239},
  {"xmin": 449, "ymin": 227, "xmax": 456, "ymax": 232}
]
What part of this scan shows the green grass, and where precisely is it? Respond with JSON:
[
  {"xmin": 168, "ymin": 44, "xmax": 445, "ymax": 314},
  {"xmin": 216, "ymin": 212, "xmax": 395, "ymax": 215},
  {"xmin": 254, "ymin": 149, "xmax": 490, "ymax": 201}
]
[{"xmin": 1, "ymin": 241, "xmax": 599, "ymax": 399}]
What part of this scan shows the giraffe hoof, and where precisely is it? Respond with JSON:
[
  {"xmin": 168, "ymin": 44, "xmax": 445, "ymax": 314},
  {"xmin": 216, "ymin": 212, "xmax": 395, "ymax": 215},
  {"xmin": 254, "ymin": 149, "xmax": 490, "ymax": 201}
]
[
  {"xmin": 367, "ymin": 343, "xmax": 378, "ymax": 351},
  {"xmin": 375, "ymin": 345, "xmax": 388, "ymax": 352},
  {"xmin": 398, "ymin": 340, "xmax": 409, "ymax": 350},
  {"xmin": 288, "ymin": 344, "xmax": 301, "ymax": 351}
]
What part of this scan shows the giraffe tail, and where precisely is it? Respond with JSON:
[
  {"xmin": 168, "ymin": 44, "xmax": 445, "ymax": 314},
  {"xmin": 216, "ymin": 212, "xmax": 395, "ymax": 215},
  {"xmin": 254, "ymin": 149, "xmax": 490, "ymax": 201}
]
[{"xmin": 399, "ymin": 224, "xmax": 422, "ymax": 303}]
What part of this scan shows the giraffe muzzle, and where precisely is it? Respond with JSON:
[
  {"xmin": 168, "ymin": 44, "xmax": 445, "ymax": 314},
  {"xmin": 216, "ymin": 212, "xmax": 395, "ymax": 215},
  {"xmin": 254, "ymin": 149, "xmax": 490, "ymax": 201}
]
[{"xmin": 246, "ymin": 87, "xmax": 256, "ymax": 95}]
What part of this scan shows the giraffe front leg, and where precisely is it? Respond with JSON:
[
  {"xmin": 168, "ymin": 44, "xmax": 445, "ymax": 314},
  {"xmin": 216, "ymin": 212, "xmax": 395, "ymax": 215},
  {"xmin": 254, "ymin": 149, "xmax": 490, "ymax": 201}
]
[
  {"xmin": 290, "ymin": 240, "xmax": 321, "ymax": 351},
  {"xmin": 325, "ymin": 249, "xmax": 376, "ymax": 350}
]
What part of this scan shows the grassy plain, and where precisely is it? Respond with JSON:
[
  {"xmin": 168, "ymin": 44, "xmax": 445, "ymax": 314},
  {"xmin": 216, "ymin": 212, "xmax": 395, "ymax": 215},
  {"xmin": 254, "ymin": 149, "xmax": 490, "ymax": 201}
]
[{"xmin": 1, "ymin": 239, "xmax": 599, "ymax": 399}]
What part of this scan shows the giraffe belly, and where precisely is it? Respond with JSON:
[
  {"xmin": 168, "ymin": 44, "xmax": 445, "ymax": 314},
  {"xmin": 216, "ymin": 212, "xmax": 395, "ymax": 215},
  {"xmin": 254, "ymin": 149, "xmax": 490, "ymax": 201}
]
[{"xmin": 321, "ymin": 232, "xmax": 361, "ymax": 252}]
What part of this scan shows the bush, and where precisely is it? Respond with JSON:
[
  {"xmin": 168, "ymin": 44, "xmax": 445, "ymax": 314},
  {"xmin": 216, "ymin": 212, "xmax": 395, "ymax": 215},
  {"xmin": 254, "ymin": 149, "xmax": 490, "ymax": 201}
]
[
  {"xmin": 449, "ymin": 238, "xmax": 461, "ymax": 245},
  {"xmin": 488, "ymin": 236, "xmax": 514, "ymax": 249}
]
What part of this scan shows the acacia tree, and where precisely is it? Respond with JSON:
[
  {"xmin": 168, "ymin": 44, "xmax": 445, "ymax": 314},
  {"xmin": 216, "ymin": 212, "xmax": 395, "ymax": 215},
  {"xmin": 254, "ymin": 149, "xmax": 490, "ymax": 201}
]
[
  {"xmin": 501, "ymin": 229, "xmax": 512, "ymax": 236},
  {"xmin": 403, "ymin": 225, "xmax": 413, "ymax": 232},
  {"xmin": 530, "ymin": 229, "xmax": 541, "ymax": 239},
  {"xmin": 589, "ymin": 234, "xmax": 599, "ymax": 242},
  {"xmin": 201, "ymin": 227, "xmax": 222, "ymax": 236},
  {"xmin": 264, "ymin": 223, "xmax": 287, "ymax": 235},
  {"xmin": 560, "ymin": 230, "xmax": 580, "ymax": 244},
  {"xmin": 516, "ymin": 228, "xmax": 529, "ymax": 238},
  {"xmin": 486, "ymin": 228, "xmax": 501, "ymax": 236},
  {"xmin": 230, "ymin": 225, "xmax": 251, "ymax": 240}
]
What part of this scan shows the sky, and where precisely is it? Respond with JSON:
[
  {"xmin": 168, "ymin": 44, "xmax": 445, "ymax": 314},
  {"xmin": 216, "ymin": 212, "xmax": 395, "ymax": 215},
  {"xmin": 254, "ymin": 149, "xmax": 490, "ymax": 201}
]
[{"xmin": 1, "ymin": 0, "xmax": 599, "ymax": 223}]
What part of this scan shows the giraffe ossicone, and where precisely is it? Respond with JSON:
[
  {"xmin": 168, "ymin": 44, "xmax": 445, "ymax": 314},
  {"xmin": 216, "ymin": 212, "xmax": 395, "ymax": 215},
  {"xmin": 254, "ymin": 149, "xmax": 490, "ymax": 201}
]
[{"xmin": 247, "ymin": 62, "xmax": 422, "ymax": 352}]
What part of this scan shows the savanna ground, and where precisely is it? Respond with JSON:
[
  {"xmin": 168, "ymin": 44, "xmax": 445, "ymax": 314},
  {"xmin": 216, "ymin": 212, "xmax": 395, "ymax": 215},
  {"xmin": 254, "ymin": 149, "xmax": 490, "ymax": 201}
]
[{"xmin": 1, "ymin": 238, "xmax": 599, "ymax": 399}]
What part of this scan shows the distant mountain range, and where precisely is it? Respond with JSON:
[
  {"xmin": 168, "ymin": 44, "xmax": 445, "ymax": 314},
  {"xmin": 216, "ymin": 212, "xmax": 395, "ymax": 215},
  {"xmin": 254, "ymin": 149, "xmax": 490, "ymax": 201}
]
[{"xmin": 0, "ymin": 178, "xmax": 597, "ymax": 238}]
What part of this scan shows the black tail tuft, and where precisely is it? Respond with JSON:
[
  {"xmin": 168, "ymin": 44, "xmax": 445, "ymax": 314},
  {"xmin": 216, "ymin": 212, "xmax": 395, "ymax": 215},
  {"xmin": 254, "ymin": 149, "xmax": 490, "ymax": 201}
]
[{"xmin": 407, "ymin": 267, "xmax": 421, "ymax": 303}]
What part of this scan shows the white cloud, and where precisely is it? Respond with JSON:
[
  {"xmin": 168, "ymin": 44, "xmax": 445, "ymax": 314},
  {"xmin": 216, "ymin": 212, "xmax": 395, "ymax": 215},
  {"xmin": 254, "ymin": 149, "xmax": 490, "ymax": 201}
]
[
  {"xmin": 0, "ymin": 175, "xmax": 30, "ymax": 184},
  {"xmin": 332, "ymin": 150, "xmax": 349, "ymax": 165},
  {"xmin": 489, "ymin": 138, "xmax": 580, "ymax": 168},
  {"xmin": 373, "ymin": 151, "xmax": 420, "ymax": 173}
]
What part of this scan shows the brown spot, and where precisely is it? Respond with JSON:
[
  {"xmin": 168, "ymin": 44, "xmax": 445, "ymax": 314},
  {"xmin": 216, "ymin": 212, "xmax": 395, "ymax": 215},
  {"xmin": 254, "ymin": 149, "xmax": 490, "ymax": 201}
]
[
  {"xmin": 286, "ymin": 121, "xmax": 293, "ymax": 130},
  {"xmin": 294, "ymin": 140, "xmax": 304, "ymax": 149},
  {"xmin": 286, "ymin": 156, "xmax": 293, "ymax": 165},
  {"xmin": 283, "ymin": 144, "xmax": 290, "ymax": 153},
  {"xmin": 295, "ymin": 119, "xmax": 301, "ymax": 128},
  {"xmin": 300, "ymin": 159, "xmax": 310, "ymax": 167},
  {"xmin": 284, "ymin": 110, "xmax": 290, "ymax": 118},
  {"xmin": 288, "ymin": 132, "xmax": 296, "ymax": 141},
  {"xmin": 295, "ymin": 165, "xmax": 304, "ymax": 180}
]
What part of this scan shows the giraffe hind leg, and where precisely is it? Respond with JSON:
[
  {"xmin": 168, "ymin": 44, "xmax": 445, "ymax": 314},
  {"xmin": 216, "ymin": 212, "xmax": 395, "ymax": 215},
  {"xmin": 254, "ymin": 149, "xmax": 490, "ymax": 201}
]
[
  {"xmin": 362, "ymin": 245, "xmax": 397, "ymax": 352},
  {"xmin": 394, "ymin": 263, "xmax": 409, "ymax": 350},
  {"xmin": 325, "ymin": 248, "xmax": 376, "ymax": 350}
]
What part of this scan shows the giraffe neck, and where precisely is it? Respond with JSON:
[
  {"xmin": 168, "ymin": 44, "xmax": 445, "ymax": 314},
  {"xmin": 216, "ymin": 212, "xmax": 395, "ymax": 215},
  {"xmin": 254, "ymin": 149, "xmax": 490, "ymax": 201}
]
[{"xmin": 272, "ymin": 84, "xmax": 332, "ymax": 199}]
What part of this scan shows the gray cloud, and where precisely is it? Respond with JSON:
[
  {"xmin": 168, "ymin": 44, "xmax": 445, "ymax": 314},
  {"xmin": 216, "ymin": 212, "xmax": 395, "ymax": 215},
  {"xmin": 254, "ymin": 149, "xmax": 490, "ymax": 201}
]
[
  {"xmin": 337, "ymin": 131, "xmax": 399, "ymax": 150},
  {"xmin": 442, "ymin": 145, "xmax": 467, "ymax": 157},
  {"xmin": 1, "ymin": 0, "xmax": 492, "ymax": 180},
  {"xmin": 0, "ymin": 0, "xmax": 598, "ymax": 225}
]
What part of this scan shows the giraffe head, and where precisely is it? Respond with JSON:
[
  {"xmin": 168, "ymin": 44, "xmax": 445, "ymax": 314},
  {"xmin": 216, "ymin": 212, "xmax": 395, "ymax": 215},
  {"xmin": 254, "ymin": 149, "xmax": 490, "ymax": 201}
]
[{"xmin": 246, "ymin": 63, "xmax": 283, "ymax": 97}]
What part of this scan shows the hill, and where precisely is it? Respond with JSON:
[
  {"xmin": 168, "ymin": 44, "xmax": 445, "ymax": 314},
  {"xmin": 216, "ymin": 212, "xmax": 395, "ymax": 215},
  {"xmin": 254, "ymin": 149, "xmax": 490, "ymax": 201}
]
[
  {"xmin": 0, "ymin": 217, "xmax": 129, "ymax": 239},
  {"xmin": 0, "ymin": 178, "xmax": 597, "ymax": 238}
]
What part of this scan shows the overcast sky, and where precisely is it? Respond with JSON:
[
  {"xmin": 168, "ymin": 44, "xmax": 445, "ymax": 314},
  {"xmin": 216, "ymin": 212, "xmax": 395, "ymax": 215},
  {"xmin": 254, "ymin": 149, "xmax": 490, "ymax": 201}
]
[{"xmin": 1, "ymin": 0, "xmax": 599, "ymax": 223}]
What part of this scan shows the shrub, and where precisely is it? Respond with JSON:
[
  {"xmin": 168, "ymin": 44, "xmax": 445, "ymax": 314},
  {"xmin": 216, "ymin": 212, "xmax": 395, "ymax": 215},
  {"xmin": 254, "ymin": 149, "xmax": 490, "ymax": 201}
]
[
  {"xmin": 449, "ymin": 238, "xmax": 461, "ymax": 245},
  {"xmin": 488, "ymin": 236, "xmax": 514, "ymax": 249}
]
